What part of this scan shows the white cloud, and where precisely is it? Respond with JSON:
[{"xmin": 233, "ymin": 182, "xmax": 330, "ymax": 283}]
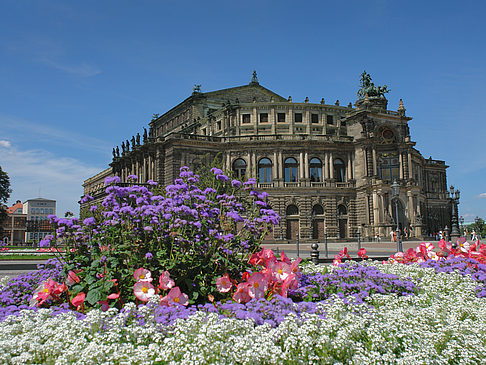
[
  {"xmin": 0, "ymin": 114, "xmax": 111, "ymax": 155},
  {"xmin": 0, "ymin": 143, "xmax": 102, "ymax": 217},
  {"xmin": 0, "ymin": 140, "xmax": 11, "ymax": 148},
  {"xmin": 477, "ymin": 193, "xmax": 486, "ymax": 199},
  {"xmin": 40, "ymin": 57, "xmax": 101, "ymax": 77}
]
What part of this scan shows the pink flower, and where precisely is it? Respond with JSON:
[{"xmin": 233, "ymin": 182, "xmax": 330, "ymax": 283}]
[
  {"xmin": 158, "ymin": 271, "xmax": 175, "ymax": 290},
  {"xmin": 249, "ymin": 247, "xmax": 276, "ymax": 267},
  {"xmin": 357, "ymin": 248, "xmax": 368, "ymax": 258},
  {"xmin": 333, "ymin": 255, "xmax": 342, "ymax": 266},
  {"xmin": 66, "ymin": 270, "xmax": 81, "ymax": 286},
  {"xmin": 133, "ymin": 268, "xmax": 153, "ymax": 282},
  {"xmin": 247, "ymin": 273, "xmax": 268, "ymax": 299},
  {"xmin": 280, "ymin": 273, "xmax": 298, "ymax": 297},
  {"xmin": 107, "ymin": 293, "xmax": 120, "ymax": 300},
  {"xmin": 216, "ymin": 273, "xmax": 233, "ymax": 293},
  {"xmin": 290, "ymin": 257, "xmax": 302, "ymax": 278},
  {"xmin": 232, "ymin": 282, "xmax": 251, "ymax": 303},
  {"xmin": 280, "ymin": 251, "xmax": 292, "ymax": 265},
  {"xmin": 71, "ymin": 292, "xmax": 85, "ymax": 309},
  {"xmin": 270, "ymin": 261, "xmax": 292, "ymax": 283},
  {"xmin": 133, "ymin": 281, "xmax": 155, "ymax": 302},
  {"xmin": 338, "ymin": 247, "xmax": 350, "ymax": 259},
  {"xmin": 160, "ymin": 287, "xmax": 188, "ymax": 306}
]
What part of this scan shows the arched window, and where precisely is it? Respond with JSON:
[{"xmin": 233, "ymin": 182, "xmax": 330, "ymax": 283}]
[
  {"xmin": 312, "ymin": 204, "xmax": 324, "ymax": 216},
  {"xmin": 232, "ymin": 158, "xmax": 247, "ymax": 180},
  {"xmin": 258, "ymin": 158, "xmax": 272, "ymax": 183},
  {"xmin": 286, "ymin": 205, "xmax": 299, "ymax": 216},
  {"xmin": 333, "ymin": 158, "xmax": 345, "ymax": 182},
  {"xmin": 309, "ymin": 158, "xmax": 322, "ymax": 182},
  {"xmin": 284, "ymin": 157, "xmax": 298, "ymax": 182},
  {"xmin": 337, "ymin": 204, "xmax": 347, "ymax": 216}
]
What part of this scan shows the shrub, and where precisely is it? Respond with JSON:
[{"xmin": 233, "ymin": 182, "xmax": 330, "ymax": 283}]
[{"xmin": 44, "ymin": 167, "xmax": 279, "ymax": 308}]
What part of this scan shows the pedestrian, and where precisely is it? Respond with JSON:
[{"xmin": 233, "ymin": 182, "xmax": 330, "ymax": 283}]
[
  {"xmin": 375, "ymin": 232, "xmax": 381, "ymax": 242},
  {"xmin": 472, "ymin": 230, "xmax": 477, "ymax": 241},
  {"xmin": 390, "ymin": 229, "xmax": 395, "ymax": 242}
]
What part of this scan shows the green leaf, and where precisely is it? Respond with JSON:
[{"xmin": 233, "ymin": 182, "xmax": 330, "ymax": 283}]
[{"xmin": 86, "ymin": 289, "xmax": 103, "ymax": 305}]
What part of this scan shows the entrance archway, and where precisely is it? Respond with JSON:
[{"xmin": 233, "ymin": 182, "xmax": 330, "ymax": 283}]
[{"xmin": 337, "ymin": 204, "xmax": 347, "ymax": 239}]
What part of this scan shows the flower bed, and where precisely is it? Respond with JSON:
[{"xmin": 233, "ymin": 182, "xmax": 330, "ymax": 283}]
[
  {"xmin": 0, "ymin": 168, "xmax": 485, "ymax": 363},
  {"xmin": 0, "ymin": 257, "xmax": 485, "ymax": 363}
]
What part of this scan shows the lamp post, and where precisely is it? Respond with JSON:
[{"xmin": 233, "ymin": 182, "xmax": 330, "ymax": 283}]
[
  {"xmin": 391, "ymin": 180, "xmax": 403, "ymax": 252},
  {"xmin": 448, "ymin": 185, "xmax": 460, "ymax": 243},
  {"xmin": 459, "ymin": 216, "xmax": 464, "ymax": 237}
]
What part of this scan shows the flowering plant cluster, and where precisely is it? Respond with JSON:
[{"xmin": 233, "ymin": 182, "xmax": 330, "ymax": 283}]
[
  {"xmin": 290, "ymin": 261, "xmax": 418, "ymax": 304},
  {"xmin": 40, "ymin": 166, "xmax": 279, "ymax": 308},
  {"xmin": 132, "ymin": 267, "xmax": 189, "ymax": 306},
  {"xmin": 389, "ymin": 239, "xmax": 486, "ymax": 264},
  {"xmin": 333, "ymin": 246, "xmax": 368, "ymax": 265},
  {"xmin": 215, "ymin": 247, "xmax": 302, "ymax": 303}
]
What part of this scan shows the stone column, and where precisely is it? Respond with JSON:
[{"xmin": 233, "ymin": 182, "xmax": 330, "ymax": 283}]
[
  {"xmin": 329, "ymin": 152, "xmax": 334, "ymax": 179},
  {"xmin": 304, "ymin": 151, "xmax": 309, "ymax": 180},
  {"xmin": 372, "ymin": 147, "xmax": 377, "ymax": 176},
  {"xmin": 251, "ymin": 152, "xmax": 256, "ymax": 178},
  {"xmin": 271, "ymin": 107, "xmax": 276, "ymax": 135},
  {"xmin": 408, "ymin": 151, "xmax": 413, "ymax": 179},
  {"xmin": 399, "ymin": 152, "xmax": 404, "ymax": 180},
  {"xmin": 278, "ymin": 151, "xmax": 283, "ymax": 184},
  {"xmin": 408, "ymin": 191, "xmax": 414, "ymax": 221},
  {"xmin": 299, "ymin": 152, "xmax": 304, "ymax": 181},
  {"xmin": 372, "ymin": 191, "xmax": 379, "ymax": 226},
  {"xmin": 273, "ymin": 151, "xmax": 278, "ymax": 180},
  {"xmin": 252, "ymin": 107, "xmax": 258, "ymax": 135},
  {"xmin": 347, "ymin": 152, "xmax": 352, "ymax": 180},
  {"xmin": 324, "ymin": 152, "xmax": 329, "ymax": 179}
]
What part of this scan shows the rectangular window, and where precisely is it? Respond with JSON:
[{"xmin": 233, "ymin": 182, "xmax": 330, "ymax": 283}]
[
  {"xmin": 31, "ymin": 208, "xmax": 34, "ymax": 214},
  {"xmin": 40, "ymin": 208, "xmax": 43, "ymax": 214},
  {"xmin": 326, "ymin": 115, "xmax": 334, "ymax": 125},
  {"xmin": 242, "ymin": 114, "xmax": 251, "ymax": 124},
  {"xmin": 294, "ymin": 113, "xmax": 302, "ymax": 123},
  {"xmin": 217, "ymin": 121, "xmax": 222, "ymax": 130},
  {"xmin": 277, "ymin": 113, "xmax": 286, "ymax": 123},
  {"xmin": 259, "ymin": 113, "xmax": 268, "ymax": 123},
  {"xmin": 49, "ymin": 208, "xmax": 53, "ymax": 214},
  {"xmin": 311, "ymin": 114, "xmax": 319, "ymax": 123}
]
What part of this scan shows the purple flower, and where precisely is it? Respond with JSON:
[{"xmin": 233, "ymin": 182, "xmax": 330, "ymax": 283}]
[
  {"xmin": 127, "ymin": 174, "xmax": 138, "ymax": 180},
  {"xmin": 147, "ymin": 179, "xmax": 158, "ymax": 186},
  {"xmin": 145, "ymin": 252, "xmax": 153, "ymax": 260},
  {"xmin": 210, "ymin": 167, "xmax": 223, "ymax": 175},
  {"xmin": 144, "ymin": 226, "xmax": 153, "ymax": 232},
  {"xmin": 83, "ymin": 217, "xmax": 96, "ymax": 226},
  {"xmin": 89, "ymin": 205, "xmax": 98, "ymax": 212},
  {"xmin": 231, "ymin": 180, "xmax": 242, "ymax": 188},
  {"xmin": 104, "ymin": 176, "xmax": 121, "ymax": 185}
]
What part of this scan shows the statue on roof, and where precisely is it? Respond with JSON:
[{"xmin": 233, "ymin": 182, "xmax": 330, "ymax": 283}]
[
  {"xmin": 136, "ymin": 133, "xmax": 140, "ymax": 146},
  {"xmin": 250, "ymin": 70, "xmax": 259, "ymax": 85},
  {"xmin": 116, "ymin": 146, "xmax": 120, "ymax": 157},
  {"xmin": 121, "ymin": 141, "xmax": 126, "ymax": 153},
  {"xmin": 193, "ymin": 84, "xmax": 201, "ymax": 94},
  {"xmin": 357, "ymin": 71, "xmax": 390, "ymax": 99},
  {"xmin": 143, "ymin": 128, "xmax": 148, "ymax": 143}
]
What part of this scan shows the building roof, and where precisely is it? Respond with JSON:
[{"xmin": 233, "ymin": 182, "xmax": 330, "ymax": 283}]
[
  {"xmin": 7, "ymin": 202, "xmax": 23, "ymax": 214},
  {"xmin": 23, "ymin": 198, "xmax": 56, "ymax": 203}
]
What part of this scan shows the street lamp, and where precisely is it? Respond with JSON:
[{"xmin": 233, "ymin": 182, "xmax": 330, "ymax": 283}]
[
  {"xmin": 391, "ymin": 180, "xmax": 403, "ymax": 252},
  {"xmin": 448, "ymin": 185, "xmax": 460, "ymax": 243}
]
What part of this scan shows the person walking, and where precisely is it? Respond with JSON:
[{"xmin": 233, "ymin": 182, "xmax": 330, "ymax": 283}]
[{"xmin": 390, "ymin": 229, "xmax": 395, "ymax": 242}]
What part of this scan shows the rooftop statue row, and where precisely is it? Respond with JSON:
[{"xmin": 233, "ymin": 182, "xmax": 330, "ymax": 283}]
[{"xmin": 357, "ymin": 71, "xmax": 390, "ymax": 99}]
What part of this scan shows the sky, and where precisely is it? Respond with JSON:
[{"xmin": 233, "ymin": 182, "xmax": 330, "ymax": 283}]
[{"xmin": 0, "ymin": 0, "xmax": 485, "ymax": 221}]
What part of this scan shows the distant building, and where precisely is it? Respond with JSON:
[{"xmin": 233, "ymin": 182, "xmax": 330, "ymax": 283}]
[
  {"xmin": 22, "ymin": 198, "xmax": 56, "ymax": 243},
  {"xmin": 83, "ymin": 72, "xmax": 451, "ymax": 241},
  {"xmin": 2, "ymin": 200, "xmax": 27, "ymax": 244}
]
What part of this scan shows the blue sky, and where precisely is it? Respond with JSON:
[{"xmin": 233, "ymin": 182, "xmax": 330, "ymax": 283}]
[{"xmin": 0, "ymin": 0, "xmax": 485, "ymax": 221}]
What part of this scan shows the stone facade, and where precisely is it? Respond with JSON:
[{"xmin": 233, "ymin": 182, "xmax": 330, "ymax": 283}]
[{"xmin": 83, "ymin": 73, "xmax": 451, "ymax": 241}]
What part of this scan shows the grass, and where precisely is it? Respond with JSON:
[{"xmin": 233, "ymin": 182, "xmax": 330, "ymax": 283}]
[{"xmin": 0, "ymin": 255, "xmax": 55, "ymax": 260}]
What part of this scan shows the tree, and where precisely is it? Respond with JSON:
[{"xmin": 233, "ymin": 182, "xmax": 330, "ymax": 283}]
[{"xmin": 0, "ymin": 166, "xmax": 12, "ymax": 238}]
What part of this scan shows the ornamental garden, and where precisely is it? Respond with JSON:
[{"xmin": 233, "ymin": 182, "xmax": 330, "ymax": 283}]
[{"xmin": 0, "ymin": 167, "xmax": 485, "ymax": 364}]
